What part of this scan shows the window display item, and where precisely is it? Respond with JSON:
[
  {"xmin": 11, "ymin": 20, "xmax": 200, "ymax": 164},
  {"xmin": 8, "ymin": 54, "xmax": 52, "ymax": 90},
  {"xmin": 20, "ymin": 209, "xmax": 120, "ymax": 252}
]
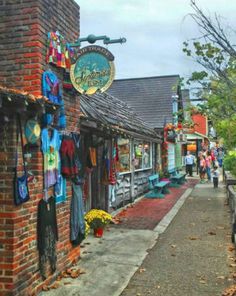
[
  {"xmin": 37, "ymin": 196, "xmax": 58, "ymax": 279},
  {"xmin": 41, "ymin": 128, "xmax": 61, "ymax": 189},
  {"xmin": 24, "ymin": 119, "xmax": 41, "ymax": 144},
  {"xmin": 13, "ymin": 115, "xmax": 30, "ymax": 206}
]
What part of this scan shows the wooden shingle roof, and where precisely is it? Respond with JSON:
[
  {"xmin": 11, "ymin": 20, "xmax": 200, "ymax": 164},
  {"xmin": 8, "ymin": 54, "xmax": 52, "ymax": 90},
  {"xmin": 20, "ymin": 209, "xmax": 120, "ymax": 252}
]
[
  {"xmin": 80, "ymin": 91, "xmax": 161, "ymax": 141},
  {"xmin": 108, "ymin": 75, "xmax": 181, "ymax": 129}
]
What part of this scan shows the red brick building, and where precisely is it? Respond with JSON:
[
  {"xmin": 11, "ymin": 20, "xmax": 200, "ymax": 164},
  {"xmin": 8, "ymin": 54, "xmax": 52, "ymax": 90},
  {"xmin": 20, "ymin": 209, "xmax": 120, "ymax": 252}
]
[
  {"xmin": 192, "ymin": 113, "xmax": 208, "ymax": 136},
  {"xmin": 0, "ymin": 1, "xmax": 81, "ymax": 295}
]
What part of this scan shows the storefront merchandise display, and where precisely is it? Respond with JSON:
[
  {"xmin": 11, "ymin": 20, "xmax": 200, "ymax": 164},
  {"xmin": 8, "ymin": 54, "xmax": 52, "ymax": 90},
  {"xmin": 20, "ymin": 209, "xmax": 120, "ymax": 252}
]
[
  {"xmin": 60, "ymin": 134, "xmax": 78, "ymax": 178},
  {"xmin": 70, "ymin": 182, "xmax": 86, "ymax": 246},
  {"xmin": 24, "ymin": 119, "xmax": 41, "ymax": 144},
  {"xmin": 13, "ymin": 115, "xmax": 30, "ymax": 205},
  {"xmin": 42, "ymin": 70, "xmax": 66, "ymax": 129},
  {"xmin": 46, "ymin": 31, "xmax": 73, "ymax": 69},
  {"xmin": 41, "ymin": 128, "xmax": 61, "ymax": 189},
  {"xmin": 101, "ymin": 146, "xmax": 110, "ymax": 185},
  {"xmin": 37, "ymin": 196, "xmax": 58, "ymax": 279},
  {"xmin": 117, "ymin": 138, "xmax": 130, "ymax": 172},
  {"xmin": 42, "ymin": 70, "xmax": 62, "ymax": 105}
]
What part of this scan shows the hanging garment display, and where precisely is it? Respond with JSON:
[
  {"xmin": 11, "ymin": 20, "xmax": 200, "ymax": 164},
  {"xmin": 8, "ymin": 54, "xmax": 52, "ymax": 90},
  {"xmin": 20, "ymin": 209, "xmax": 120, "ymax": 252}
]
[
  {"xmin": 13, "ymin": 115, "xmax": 30, "ymax": 206},
  {"xmin": 89, "ymin": 147, "xmax": 97, "ymax": 166},
  {"xmin": 109, "ymin": 140, "xmax": 119, "ymax": 185},
  {"xmin": 41, "ymin": 128, "xmax": 61, "ymax": 189},
  {"xmin": 101, "ymin": 146, "xmax": 110, "ymax": 185},
  {"xmin": 37, "ymin": 196, "xmax": 58, "ymax": 279},
  {"xmin": 46, "ymin": 31, "xmax": 72, "ymax": 69},
  {"xmin": 42, "ymin": 70, "xmax": 62, "ymax": 105},
  {"xmin": 70, "ymin": 182, "xmax": 86, "ymax": 246},
  {"xmin": 60, "ymin": 135, "xmax": 78, "ymax": 178},
  {"xmin": 42, "ymin": 70, "xmax": 66, "ymax": 129}
]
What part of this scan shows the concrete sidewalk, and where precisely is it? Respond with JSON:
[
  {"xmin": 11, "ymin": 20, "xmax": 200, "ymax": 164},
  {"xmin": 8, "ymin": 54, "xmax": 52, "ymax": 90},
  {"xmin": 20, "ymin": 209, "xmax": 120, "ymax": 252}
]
[
  {"xmin": 121, "ymin": 180, "xmax": 233, "ymax": 296},
  {"xmin": 40, "ymin": 176, "xmax": 234, "ymax": 296}
]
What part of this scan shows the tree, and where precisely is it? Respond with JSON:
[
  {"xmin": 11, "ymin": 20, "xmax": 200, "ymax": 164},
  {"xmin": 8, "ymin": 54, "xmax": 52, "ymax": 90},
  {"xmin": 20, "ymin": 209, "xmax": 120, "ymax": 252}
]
[{"xmin": 182, "ymin": 0, "xmax": 236, "ymax": 148}]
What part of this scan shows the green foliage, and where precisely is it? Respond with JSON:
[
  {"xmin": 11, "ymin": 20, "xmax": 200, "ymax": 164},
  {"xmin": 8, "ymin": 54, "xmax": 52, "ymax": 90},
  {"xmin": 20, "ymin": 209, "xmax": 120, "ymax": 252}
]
[
  {"xmin": 182, "ymin": 40, "xmax": 236, "ymax": 148},
  {"xmin": 223, "ymin": 152, "xmax": 236, "ymax": 176}
]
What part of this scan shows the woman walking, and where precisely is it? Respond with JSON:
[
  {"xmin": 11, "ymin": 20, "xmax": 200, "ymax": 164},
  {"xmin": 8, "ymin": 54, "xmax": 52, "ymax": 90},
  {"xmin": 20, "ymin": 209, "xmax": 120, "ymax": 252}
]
[
  {"xmin": 205, "ymin": 151, "xmax": 212, "ymax": 183},
  {"xmin": 199, "ymin": 154, "xmax": 206, "ymax": 183}
]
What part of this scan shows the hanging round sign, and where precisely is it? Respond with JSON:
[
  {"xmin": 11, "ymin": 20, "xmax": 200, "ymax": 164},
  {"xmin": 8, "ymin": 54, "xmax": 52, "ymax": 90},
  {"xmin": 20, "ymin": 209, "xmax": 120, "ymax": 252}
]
[
  {"xmin": 70, "ymin": 45, "xmax": 115, "ymax": 95},
  {"xmin": 25, "ymin": 119, "xmax": 41, "ymax": 144}
]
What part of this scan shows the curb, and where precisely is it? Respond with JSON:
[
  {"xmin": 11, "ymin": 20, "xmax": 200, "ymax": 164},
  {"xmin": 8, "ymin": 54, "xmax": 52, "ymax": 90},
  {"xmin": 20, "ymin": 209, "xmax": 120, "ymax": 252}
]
[{"xmin": 153, "ymin": 188, "xmax": 193, "ymax": 234}]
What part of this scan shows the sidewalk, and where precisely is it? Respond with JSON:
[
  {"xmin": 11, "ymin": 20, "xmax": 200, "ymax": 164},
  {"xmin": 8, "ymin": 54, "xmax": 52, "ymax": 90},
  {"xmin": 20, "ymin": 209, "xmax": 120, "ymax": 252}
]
[
  {"xmin": 40, "ymin": 175, "xmax": 233, "ymax": 296},
  {"xmin": 121, "ymin": 178, "xmax": 233, "ymax": 296}
]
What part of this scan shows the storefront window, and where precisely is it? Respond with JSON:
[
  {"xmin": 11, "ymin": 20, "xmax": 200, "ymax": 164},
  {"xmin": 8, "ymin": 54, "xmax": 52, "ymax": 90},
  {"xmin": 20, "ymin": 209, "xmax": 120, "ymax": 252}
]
[
  {"xmin": 117, "ymin": 138, "xmax": 130, "ymax": 173},
  {"xmin": 134, "ymin": 141, "xmax": 151, "ymax": 170}
]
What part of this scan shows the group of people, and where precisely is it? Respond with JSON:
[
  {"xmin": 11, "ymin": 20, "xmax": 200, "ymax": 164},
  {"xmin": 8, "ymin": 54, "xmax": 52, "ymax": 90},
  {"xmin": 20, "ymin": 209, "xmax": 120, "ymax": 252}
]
[{"xmin": 185, "ymin": 147, "xmax": 224, "ymax": 188}]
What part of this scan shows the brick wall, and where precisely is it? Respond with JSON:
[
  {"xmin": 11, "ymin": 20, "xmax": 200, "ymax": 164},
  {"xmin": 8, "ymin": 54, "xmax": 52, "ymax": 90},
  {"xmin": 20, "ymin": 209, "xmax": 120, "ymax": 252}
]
[{"xmin": 0, "ymin": 0, "xmax": 81, "ymax": 295}]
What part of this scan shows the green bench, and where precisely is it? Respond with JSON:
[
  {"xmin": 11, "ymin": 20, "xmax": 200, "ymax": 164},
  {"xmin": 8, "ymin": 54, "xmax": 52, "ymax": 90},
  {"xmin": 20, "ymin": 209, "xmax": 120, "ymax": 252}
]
[
  {"xmin": 145, "ymin": 174, "xmax": 170, "ymax": 198},
  {"xmin": 169, "ymin": 168, "xmax": 186, "ymax": 187}
]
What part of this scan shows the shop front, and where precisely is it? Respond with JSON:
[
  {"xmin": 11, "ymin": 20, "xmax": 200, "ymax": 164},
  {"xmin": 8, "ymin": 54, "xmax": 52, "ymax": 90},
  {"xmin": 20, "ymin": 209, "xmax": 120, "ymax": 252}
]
[{"xmin": 79, "ymin": 92, "xmax": 162, "ymax": 211}]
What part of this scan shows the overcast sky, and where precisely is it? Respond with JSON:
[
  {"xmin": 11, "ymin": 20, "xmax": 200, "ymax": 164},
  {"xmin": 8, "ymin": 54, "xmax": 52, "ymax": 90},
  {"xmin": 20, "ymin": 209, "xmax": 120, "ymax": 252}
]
[{"xmin": 76, "ymin": 0, "xmax": 236, "ymax": 81}]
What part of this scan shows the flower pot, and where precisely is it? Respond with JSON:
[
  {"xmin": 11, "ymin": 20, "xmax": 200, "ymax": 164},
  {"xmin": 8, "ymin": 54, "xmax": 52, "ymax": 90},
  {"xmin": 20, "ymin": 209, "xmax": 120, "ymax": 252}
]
[{"xmin": 93, "ymin": 228, "xmax": 104, "ymax": 238}]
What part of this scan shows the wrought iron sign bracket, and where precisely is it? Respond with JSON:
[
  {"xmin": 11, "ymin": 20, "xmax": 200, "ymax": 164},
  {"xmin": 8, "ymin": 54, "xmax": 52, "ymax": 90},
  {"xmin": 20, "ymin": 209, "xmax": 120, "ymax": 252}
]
[{"xmin": 69, "ymin": 34, "xmax": 126, "ymax": 47}]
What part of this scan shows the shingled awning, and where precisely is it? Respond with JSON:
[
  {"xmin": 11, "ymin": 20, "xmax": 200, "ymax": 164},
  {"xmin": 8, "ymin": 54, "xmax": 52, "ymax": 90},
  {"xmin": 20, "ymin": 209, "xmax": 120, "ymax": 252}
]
[
  {"xmin": 80, "ymin": 91, "xmax": 161, "ymax": 142},
  {"xmin": 0, "ymin": 85, "xmax": 59, "ymax": 115}
]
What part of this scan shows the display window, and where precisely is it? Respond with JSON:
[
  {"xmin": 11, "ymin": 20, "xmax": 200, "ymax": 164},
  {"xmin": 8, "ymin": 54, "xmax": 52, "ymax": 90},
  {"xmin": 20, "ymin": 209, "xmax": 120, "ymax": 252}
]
[
  {"xmin": 117, "ymin": 138, "xmax": 131, "ymax": 173},
  {"xmin": 134, "ymin": 141, "xmax": 152, "ymax": 170}
]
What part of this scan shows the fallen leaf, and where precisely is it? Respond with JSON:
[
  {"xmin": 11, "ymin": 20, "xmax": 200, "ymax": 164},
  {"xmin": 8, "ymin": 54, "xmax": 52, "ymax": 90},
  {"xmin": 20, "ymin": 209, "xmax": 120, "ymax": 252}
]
[
  {"xmin": 42, "ymin": 285, "xmax": 50, "ymax": 291},
  {"xmin": 217, "ymin": 226, "xmax": 225, "ymax": 230},
  {"xmin": 189, "ymin": 236, "xmax": 199, "ymax": 240},
  {"xmin": 217, "ymin": 275, "xmax": 225, "ymax": 280},
  {"xmin": 49, "ymin": 282, "xmax": 60, "ymax": 289},
  {"xmin": 139, "ymin": 268, "xmax": 146, "ymax": 273},
  {"xmin": 208, "ymin": 231, "xmax": 216, "ymax": 235},
  {"xmin": 228, "ymin": 246, "xmax": 235, "ymax": 252}
]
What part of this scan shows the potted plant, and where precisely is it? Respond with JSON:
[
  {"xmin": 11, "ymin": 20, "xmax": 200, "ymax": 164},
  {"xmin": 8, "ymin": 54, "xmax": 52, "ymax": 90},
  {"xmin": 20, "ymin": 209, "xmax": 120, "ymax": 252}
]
[{"xmin": 84, "ymin": 209, "xmax": 112, "ymax": 237}]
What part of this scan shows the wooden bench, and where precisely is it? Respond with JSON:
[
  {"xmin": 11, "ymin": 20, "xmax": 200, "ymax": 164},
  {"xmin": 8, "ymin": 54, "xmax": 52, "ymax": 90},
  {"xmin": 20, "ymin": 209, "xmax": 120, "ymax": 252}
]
[
  {"xmin": 169, "ymin": 168, "xmax": 186, "ymax": 186},
  {"xmin": 144, "ymin": 174, "xmax": 170, "ymax": 198}
]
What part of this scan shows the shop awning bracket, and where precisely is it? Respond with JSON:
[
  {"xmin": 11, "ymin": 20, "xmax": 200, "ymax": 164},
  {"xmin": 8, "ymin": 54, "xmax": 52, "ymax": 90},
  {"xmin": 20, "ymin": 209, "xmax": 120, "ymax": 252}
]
[{"xmin": 68, "ymin": 34, "xmax": 126, "ymax": 47}]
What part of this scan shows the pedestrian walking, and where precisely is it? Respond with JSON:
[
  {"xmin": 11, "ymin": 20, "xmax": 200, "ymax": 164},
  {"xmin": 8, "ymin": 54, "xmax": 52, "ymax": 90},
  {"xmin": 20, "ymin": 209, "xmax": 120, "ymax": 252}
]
[
  {"xmin": 196, "ymin": 151, "xmax": 203, "ymax": 175},
  {"xmin": 185, "ymin": 151, "xmax": 195, "ymax": 177},
  {"xmin": 212, "ymin": 165, "xmax": 220, "ymax": 188},
  {"xmin": 199, "ymin": 154, "xmax": 206, "ymax": 183},
  {"xmin": 205, "ymin": 151, "xmax": 212, "ymax": 182},
  {"xmin": 217, "ymin": 148, "xmax": 224, "ymax": 168},
  {"xmin": 210, "ymin": 148, "xmax": 216, "ymax": 167}
]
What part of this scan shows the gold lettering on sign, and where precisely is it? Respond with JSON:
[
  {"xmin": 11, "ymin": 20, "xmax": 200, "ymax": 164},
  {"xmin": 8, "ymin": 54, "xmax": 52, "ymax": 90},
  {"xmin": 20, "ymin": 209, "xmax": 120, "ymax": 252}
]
[{"xmin": 75, "ymin": 68, "xmax": 110, "ymax": 86}]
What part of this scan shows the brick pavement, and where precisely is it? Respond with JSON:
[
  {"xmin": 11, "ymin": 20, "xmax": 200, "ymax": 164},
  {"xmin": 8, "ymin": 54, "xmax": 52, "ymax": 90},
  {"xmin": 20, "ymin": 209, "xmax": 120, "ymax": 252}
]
[{"xmin": 114, "ymin": 179, "xmax": 199, "ymax": 230}]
